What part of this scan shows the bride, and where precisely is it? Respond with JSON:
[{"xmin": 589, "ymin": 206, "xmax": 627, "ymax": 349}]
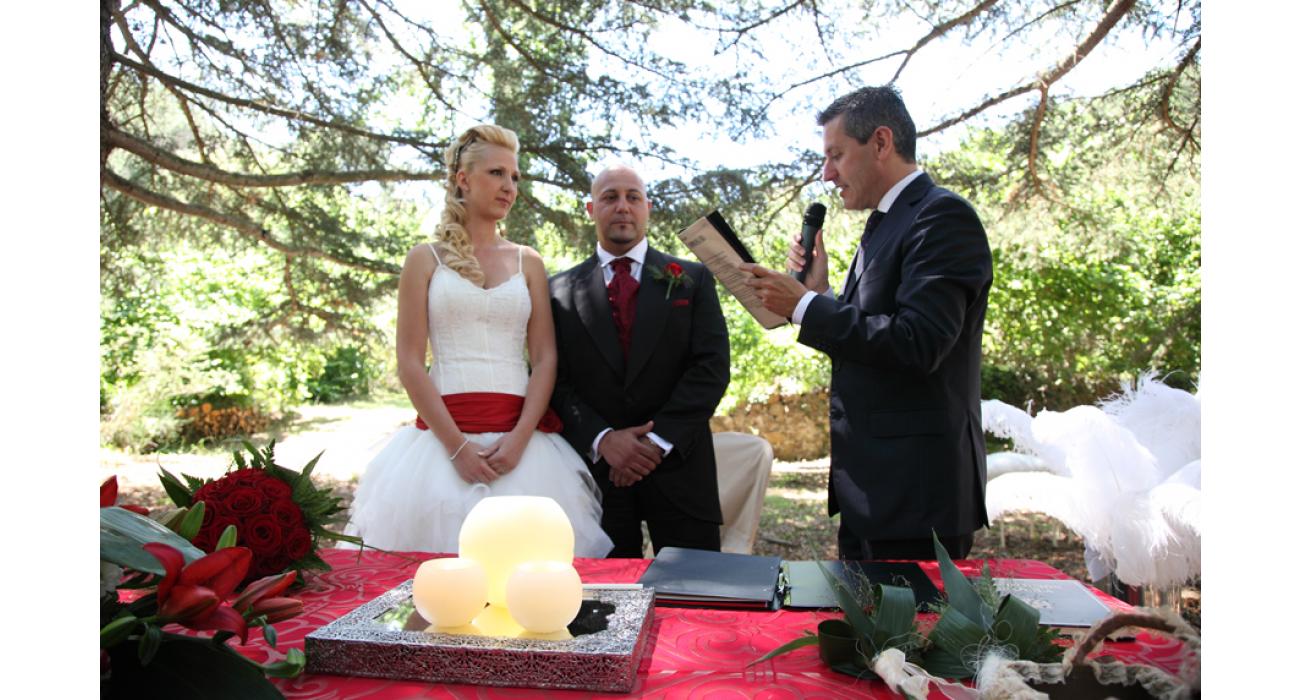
[{"xmin": 345, "ymin": 124, "xmax": 613, "ymax": 557}]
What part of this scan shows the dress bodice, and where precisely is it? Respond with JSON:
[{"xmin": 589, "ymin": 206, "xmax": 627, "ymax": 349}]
[{"xmin": 426, "ymin": 245, "xmax": 531, "ymax": 396}]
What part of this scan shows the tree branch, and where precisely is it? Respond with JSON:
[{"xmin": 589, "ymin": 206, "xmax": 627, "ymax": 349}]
[
  {"xmin": 1159, "ymin": 37, "xmax": 1200, "ymax": 147},
  {"xmin": 112, "ymin": 52, "xmax": 446, "ymax": 154},
  {"xmin": 890, "ymin": 0, "xmax": 1002, "ymax": 83},
  {"xmin": 1025, "ymin": 84, "xmax": 1051, "ymax": 199},
  {"xmin": 478, "ymin": 0, "xmax": 569, "ymax": 81},
  {"xmin": 114, "ymin": 6, "xmax": 211, "ymax": 162},
  {"xmin": 104, "ymin": 127, "xmax": 439, "ymax": 187},
  {"xmin": 920, "ymin": 0, "xmax": 1137, "ymax": 137},
  {"xmin": 102, "ymin": 168, "xmax": 400, "ymax": 274},
  {"xmin": 500, "ymin": 0, "xmax": 688, "ymax": 84},
  {"xmin": 353, "ymin": 0, "xmax": 478, "ymax": 118}
]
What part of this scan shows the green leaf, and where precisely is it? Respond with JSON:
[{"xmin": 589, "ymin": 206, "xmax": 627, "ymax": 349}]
[
  {"xmin": 299, "ymin": 450, "xmax": 323, "ymax": 479},
  {"xmin": 263, "ymin": 624, "xmax": 278, "ymax": 649},
  {"xmin": 932, "ymin": 531, "xmax": 992, "ymax": 628},
  {"xmin": 924, "ymin": 606, "xmax": 985, "ymax": 678},
  {"xmin": 100, "ymin": 613, "xmax": 140, "ymax": 648},
  {"xmin": 321, "ymin": 530, "xmax": 363, "ymax": 547},
  {"xmin": 869, "ymin": 584, "xmax": 917, "ymax": 652},
  {"xmin": 828, "ymin": 660, "xmax": 876, "ymax": 679},
  {"xmin": 182, "ymin": 471, "xmax": 209, "ymax": 492},
  {"xmin": 216, "ymin": 524, "xmax": 239, "ymax": 550},
  {"xmin": 750, "ymin": 632, "xmax": 818, "ymax": 664},
  {"xmin": 920, "ymin": 647, "xmax": 972, "ymax": 679},
  {"xmin": 262, "ymin": 648, "xmax": 306, "ymax": 679},
  {"xmin": 177, "ymin": 501, "xmax": 206, "ymax": 541},
  {"xmin": 818, "ymin": 561, "xmax": 874, "ymax": 639},
  {"xmin": 157, "ymin": 468, "xmax": 193, "ymax": 507},
  {"xmin": 816, "ymin": 618, "xmax": 866, "ymax": 669},
  {"xmin": 992, "ymin": 593, "xmax": 1042, "ymax": 659},
  {"xmin": 105, "ymin": 634, "xmax": 285, "ymax": 699},
  {"xmin": 232, "ymin": 447, "xmax": 248, "ymax": 470},
  {"xmin": 101, "ymin": 507, "xmax": 206, "ymax": 574},
  {"xmin": 138, "ymin": 624, "xmax": 163, "ymax": 666}
]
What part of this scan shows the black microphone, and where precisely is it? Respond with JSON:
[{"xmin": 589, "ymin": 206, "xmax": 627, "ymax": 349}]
[{"xmin": 794, "ymin": 202, "xmax": 826, "ymax": 284}]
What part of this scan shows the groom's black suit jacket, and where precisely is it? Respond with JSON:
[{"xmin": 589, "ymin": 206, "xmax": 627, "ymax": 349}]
[
  {"xmin": 798, "ymin": 173, "xmax": 992, "ymax": 542},
  {"xmin": 550, "ymin": 247, "xmax": 730, "ymax": 525}
]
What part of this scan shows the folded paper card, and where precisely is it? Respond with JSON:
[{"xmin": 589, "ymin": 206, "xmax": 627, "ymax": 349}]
[{"xmin": 676, "ymin": 212, "xmax": 786, "ymax": 329}]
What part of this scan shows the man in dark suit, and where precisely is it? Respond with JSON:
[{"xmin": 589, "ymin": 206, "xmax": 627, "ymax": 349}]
[
  {"xmin": 743, "ymin": 86, "xmax": 992, "ymax": 560},
  {"xmin": 550, "ymin": 164, "xmax": 731, "ymax": 557}
]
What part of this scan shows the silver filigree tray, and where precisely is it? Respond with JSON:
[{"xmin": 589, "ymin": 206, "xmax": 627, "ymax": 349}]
[{"xmin": 305, "ymin": 580, "xmax": 656, "ymax": 693}]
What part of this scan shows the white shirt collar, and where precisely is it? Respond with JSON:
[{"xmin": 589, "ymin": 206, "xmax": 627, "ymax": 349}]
[
  {"xmin": 596, "ymin": 238, "xmax": 648, "ymax": 268},
  {"xmin": 875, "ymin": 169, "xmax": 924, "ymax": 214}
]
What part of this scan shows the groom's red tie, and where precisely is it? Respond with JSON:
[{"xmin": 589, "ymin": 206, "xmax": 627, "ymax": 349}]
[{"xmin": 607, "ymin": 257, "xmax": 638, "ymax": 357}]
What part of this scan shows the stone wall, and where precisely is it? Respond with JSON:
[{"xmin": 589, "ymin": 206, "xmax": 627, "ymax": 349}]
[{"xmin": 710, "ymin": 390, "xmax": 829, "ymax": 462}]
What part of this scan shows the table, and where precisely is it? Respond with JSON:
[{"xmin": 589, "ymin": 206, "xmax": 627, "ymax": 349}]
[{"xmin": 243, "ymin": 549, "xmax": 1191, "ymax": 698}]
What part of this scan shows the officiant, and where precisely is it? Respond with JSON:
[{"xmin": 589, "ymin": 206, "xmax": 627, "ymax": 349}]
[
  {"xmin": 743, "ymin": 86, "xmax": 993, "ymax": 560},
  {"xmin": 549, "ymin": 164, "xmax": 731, "ymax": 557}
]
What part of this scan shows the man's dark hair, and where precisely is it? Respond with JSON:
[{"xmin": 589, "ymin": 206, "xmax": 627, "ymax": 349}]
[{"xmin": 817, "ymin": 85, "xmax": 917, "ymax": 163}]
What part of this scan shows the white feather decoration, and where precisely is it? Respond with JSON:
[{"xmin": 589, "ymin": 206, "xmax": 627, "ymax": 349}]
[{"xmin": 980, "ymin": 374, "xmax": 1201, "ymax": 588}]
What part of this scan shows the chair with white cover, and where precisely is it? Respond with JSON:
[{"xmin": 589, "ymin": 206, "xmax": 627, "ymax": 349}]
[{"xmin": 712, "ymin": 432, "xmax": 774, "ymax": 554}]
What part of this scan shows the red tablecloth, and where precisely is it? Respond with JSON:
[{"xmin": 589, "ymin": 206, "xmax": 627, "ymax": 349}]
[{"xmin": 237, "ymin": 549, "xmax": 1190, "ymax": 698}]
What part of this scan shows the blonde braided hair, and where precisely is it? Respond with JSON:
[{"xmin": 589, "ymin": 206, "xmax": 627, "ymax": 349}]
[{"xmin": 435, "ymin": 124, "xmax": 520, "ymax": 285}]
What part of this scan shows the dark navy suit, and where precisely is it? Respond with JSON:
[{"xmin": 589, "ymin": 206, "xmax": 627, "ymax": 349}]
[{"xmin": 798, "ymin": 173, "xmax": 992, "ymax": 556}]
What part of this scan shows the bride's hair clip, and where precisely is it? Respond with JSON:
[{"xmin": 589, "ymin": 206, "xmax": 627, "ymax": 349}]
[{"xmin": 452, "ymin": 133, "xmax": 479, "ymax": 173}]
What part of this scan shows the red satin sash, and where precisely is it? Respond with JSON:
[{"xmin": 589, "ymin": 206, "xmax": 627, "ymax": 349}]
[{"xmin": 413, "ymin": 392, "xmax": 563, "ymax": 434}]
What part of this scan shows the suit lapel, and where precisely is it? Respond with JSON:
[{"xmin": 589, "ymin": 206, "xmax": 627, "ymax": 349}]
[
  {"xmin": 625, "ymin": 248, "xmax": 669, "ymax": 385},
  {"xmin": 573, "ymin": 255, "xmax": 625, "ymax": 375},
  {"xmin": 844, "ymin": 173, "xmax": 934, "ymax": 300}
]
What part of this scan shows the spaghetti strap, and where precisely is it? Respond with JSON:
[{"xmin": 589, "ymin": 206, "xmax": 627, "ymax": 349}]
[
  {"xmin": 516, "ymin": 245, "xmax": 524, "ymax": 275},
  {"xmin": 427, "ymin": 242, "xmax": 443, "ymax": 265}
]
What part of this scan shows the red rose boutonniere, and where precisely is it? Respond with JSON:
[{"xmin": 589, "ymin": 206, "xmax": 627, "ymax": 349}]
[{"xmin": 650, "ymin": 261, "xmax": 693, "ymax": 299}]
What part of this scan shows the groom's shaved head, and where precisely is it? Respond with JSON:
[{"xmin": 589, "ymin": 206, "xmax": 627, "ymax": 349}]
[
  {"xmin": 587, "ymin": 164, "xmax": 652, "ymax": 256},
  {"xmin": 590, "ymin": 164, "xmax": 646, "ymax": 199}
]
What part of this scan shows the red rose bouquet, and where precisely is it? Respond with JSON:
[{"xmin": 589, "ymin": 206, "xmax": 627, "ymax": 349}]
[{"xmin": 159, "ymin": 441, "xmax": 361, "ymax": 584}]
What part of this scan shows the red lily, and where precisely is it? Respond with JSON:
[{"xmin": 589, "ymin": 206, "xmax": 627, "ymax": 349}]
[
  {"xmin": 250, "ymin": 597, "xmax": 303, "ymax": 624},
  {"xmin": 232, "ymin": 570, "xmax": 297, "ymax": 614},
  {"xmin": 143, "ymin": 543, "xmax": 251, "ymax": 643},
  {"xmin": 100, "ymin": 475, "xmax": 150, "ymax": 516},
  {"xmin": 100, "ymin": 476, "xmax": 118, "ymax": 507}
]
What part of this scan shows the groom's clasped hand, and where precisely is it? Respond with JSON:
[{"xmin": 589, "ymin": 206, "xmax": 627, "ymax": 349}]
[{"xmin": 597, "ymin": 420, "xmax": 662, "ymax": 487}]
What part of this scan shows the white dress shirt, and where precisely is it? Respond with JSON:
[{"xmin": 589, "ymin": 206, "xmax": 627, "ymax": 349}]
[
  {"xmin": 792, "ymin": 169, "xmax": 925, "ymax": 324},
  {"xmin": 590, "ymin": 238, "xmax": 674, "ymax": 461}
]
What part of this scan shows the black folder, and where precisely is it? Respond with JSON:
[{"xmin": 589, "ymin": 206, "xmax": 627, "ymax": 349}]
[
  {"xmin": 781, "ymin": 560, "xmax": 943, "ymax": 609},
  {"xmin": 637, "ymin": 547, "xmax": 783, "ymax": 609}
]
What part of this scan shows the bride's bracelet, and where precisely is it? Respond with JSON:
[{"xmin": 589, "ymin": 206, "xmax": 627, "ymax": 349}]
[{"xmin": 449, "ymin": 438, "xmax": 471, "ymax": 460}]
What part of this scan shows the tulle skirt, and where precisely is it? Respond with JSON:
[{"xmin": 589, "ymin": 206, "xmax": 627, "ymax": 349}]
[{"xmin": 344, "ymin": 426, "xmax": 613, "ymax": 557}]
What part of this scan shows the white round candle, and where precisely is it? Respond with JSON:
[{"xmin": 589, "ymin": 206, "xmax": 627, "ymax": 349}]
[
  {"xmin": 411, "ymin": 557, "xmax": 487, "ymax": 629},
  {"xmin": 459, "ymin": 496, "xmax": 575, "ymax": 606},
  {"xmin": 505, "ymin": 560, "xmax": 583, "ymax": 634}
]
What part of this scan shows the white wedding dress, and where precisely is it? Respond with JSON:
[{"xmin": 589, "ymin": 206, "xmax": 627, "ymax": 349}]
[{"xmin": 345, "ymin": 245, "xmax": 613, "ymax": 556}]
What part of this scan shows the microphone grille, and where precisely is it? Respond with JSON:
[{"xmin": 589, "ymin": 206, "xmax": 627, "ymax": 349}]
[{"xmin": 803, "ymin": 202, "xmax": 827, "ymax": 228}]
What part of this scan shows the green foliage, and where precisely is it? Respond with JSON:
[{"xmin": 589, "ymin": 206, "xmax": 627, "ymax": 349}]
[
  {"xmin": 929, "ymin": 85, "xmax": 1200, "ymax": 410},
  {"xmin": 920, "ymin": 533, "xmax": 1066, "ymax": 679},
  {"xmin": 100, "ymin": 0, "xmax": 1199, "ymax": 439},
  {"xmin": 307, "ymin": 346, "xmax": 379, "ymax": 403}
]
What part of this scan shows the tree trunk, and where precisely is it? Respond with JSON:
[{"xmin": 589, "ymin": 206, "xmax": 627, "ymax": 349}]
[{"xmin": 101, "ymin": 0, "xmax": 118, "ymax": 177}]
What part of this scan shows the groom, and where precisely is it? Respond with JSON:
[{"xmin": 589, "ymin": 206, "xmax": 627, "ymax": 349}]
[{"xmin": 550, "ymin": 164, "xmax": 731, "ymax": 557}]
